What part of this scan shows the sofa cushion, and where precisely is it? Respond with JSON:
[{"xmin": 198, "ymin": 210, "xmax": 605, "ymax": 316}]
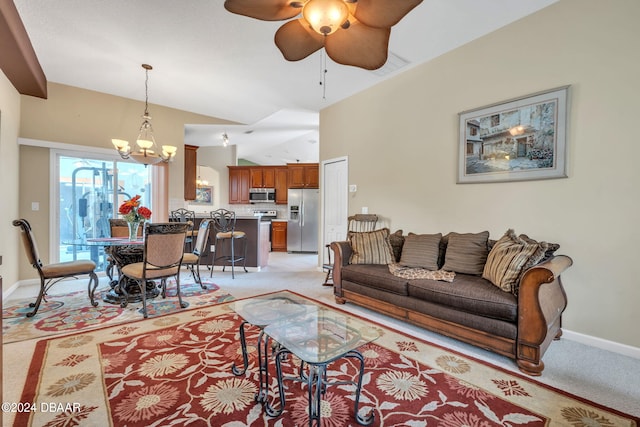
[
  {"xmin": 399, "ymin": 233, "xmax": 442, "ymax": 270},
  {"xmin": 407, "ymin": 274, "xmax": 517, "ymax": 322},
  {"xmin": 483, "ymin": 229, "xmax": 548, "ymax": 293},
  {"xmin": 349, "ymin": 228, "xmax": 395, "ymax": 265},
  {"xmin": 342, "ymin": 264, "xmax": 409, "ymax": 295},
  {"xmin": 442, "ymin": 231, "xmax": 489, "ymax": 275},
  {"xmin": 388, "ymin": 229, "xmax": 405, "ymax": 263}
]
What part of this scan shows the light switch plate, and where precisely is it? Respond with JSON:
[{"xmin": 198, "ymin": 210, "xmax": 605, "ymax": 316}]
[{"xmin": 31, "ymin": 202, "xmax": 40, "ymax": 211}]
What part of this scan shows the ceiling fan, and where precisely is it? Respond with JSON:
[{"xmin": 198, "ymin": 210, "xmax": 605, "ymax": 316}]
[{"xmin": 224, "ymin": 0, "xmax": 423, "ymax": 70}]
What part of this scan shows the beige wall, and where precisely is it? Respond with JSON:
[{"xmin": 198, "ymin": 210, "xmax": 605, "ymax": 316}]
[
  {"xmin": 16, "ymin": 82, "xmax": 232, "ymax": 280},
  {"xmin": 0, "ymin": 70, "xmax": 22, "ymax": 289},
  {"xmin": 320, "ymin": 0, "xmax": 640, "ymax": 348}
]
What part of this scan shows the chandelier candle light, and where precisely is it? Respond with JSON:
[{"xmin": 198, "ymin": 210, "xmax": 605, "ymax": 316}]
[
  {"xmin": 118, "ymin": 195, "xmax": 152, "ymax": 240},
  {"xmin": 112, "ymin": 64, "xmax": 177, "ymax": 166}
]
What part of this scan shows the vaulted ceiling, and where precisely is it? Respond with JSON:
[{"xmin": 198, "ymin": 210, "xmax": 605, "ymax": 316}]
[{"xmin": 9, "ymin": 0, "xmax": 558, "ymax": 164}]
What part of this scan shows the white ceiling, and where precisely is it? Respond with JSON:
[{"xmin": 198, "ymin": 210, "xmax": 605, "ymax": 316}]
[{"xmin": 14, "ymin": 0, "xmax": 557, "ymax": 165}]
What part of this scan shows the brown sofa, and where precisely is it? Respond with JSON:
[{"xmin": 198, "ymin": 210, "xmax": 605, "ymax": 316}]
[{"xmin": 330, "ymin": 229, "xmax": 573, "ymax": 376}]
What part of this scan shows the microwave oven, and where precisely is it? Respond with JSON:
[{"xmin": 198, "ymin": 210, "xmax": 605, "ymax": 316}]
[{"xmin": 249, "ymin": 188, "xmax": 276, "ymax": 203}]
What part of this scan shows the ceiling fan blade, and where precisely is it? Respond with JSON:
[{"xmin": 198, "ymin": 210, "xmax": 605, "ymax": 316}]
[
  {"xmin": 324, "ymin": 20, "xmax": 390, "ymax": 70},
  {"xmin": 224, "ymin": 0, "xmax": 301, "ymax": 21},
  {"xmin": 354, "ymin": 0, "xmax": 423, "ymax": 28},
  {"xmin": 275, "ymin": 18, "xmax": 325, "ymax": 61}
]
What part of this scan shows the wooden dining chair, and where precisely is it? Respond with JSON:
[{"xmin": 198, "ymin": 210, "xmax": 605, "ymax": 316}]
[
  {"xmin": 323, "ymin": 214, "xmax": 379, "ymax": 286},
  {"xmin": 13, "ymin": 218, "xmax": 99, "ymax": 317},
  {"xmin": 182, "ymin": 219, "xmax": 213, "ymax": 288},
  {"xmin": 120, "ymin": 222, "xmax": 190, "ymax": 318}
]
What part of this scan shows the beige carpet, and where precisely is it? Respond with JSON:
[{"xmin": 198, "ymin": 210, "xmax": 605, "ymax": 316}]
[{"xmin": 8, "ymin": 291, "xmax": 640, "ymax": 426}]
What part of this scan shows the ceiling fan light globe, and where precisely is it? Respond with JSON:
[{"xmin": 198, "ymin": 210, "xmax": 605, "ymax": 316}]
[{"xmin": 302, "ymin": 0, "xmax": 349, "ymax": 36}]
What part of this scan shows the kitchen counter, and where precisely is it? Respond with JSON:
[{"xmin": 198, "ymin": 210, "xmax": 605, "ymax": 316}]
[{"xmin": 190, "ymin": 217, "xmax": 269, "ymax": 268}]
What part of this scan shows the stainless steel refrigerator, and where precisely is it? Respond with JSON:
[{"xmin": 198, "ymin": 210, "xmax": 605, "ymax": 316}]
[{"xmin": 287, "ymin": 188, "xmax": 319, "ymax": 253}]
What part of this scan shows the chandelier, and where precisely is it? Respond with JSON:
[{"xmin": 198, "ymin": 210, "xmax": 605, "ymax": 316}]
[{"xmin": 112, "ymin": 64, "xmax": 177, "ymax": 166}]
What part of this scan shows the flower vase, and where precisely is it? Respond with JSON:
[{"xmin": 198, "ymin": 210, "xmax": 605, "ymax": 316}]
[{"xmin": 127, "ymin": 221, "xmax": 141, "ymax": 240}]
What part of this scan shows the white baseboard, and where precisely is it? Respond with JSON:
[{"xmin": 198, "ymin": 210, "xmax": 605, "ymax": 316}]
[
  {"xmin": 2, "ymin": 280, "xmax": 23, "ymax": 300},
  {"xmin": 563, "ymin": 329, "xmax": 640, "ymax": 359}
]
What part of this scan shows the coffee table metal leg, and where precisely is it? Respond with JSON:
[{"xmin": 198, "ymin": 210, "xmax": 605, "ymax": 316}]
[
  {"xmin": 232, "ymin": 321, "xmax": 249, "ymax": 376},
  {"xmin": 345, "ymin": 350, "xmax": 374, "ymax": 425},
  {"xmin": 270, "ymin": 349, "xmax": 374, "ymax": 426},
  {"xmin": 267, "ymin": 347, "xmax": 289, "ymax": 417},
  {"xmin": 255, "ymin": 330, "xmax": 271, "ymax": 404}
]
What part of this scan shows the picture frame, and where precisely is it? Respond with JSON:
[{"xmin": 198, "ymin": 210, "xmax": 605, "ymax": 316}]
[
  {"xmin": 458, "ymin": 86, "xmax": 569, "ymax": 184},
  {"xmin": 193, "ymin": 186, "xmax": 213, "ymax": 205}
]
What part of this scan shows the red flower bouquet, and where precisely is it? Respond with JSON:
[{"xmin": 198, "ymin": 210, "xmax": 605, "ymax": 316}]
[{"xmin": 118, "ymin": 195, "xmax": 152, "ymax": 223}]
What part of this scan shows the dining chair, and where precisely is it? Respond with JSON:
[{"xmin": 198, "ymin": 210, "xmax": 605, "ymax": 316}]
[
  {"xmin": 106, "ymin": 218, "xmax": 142, "ymax": 283},
  {"xmin": 12, "ymin": 218, "xmax": 99, "ymax": 317},
  {"xmin": 322, "ymin": 214, "xmax": 379, "ymax": 286},
  {"xmin": 120, "ymin": 222, "xmax": 190, "ymax": 318},
  {"xmin": 182, "ymin": 219, "xmax": 212, "ymax": 288},
  {"xmin": 170, "ymin": 208, "xmax": 198, "ymax": 252},
  {"xmin": 209, "ymin": 209, "xmax": 247, "ymax": 279}
]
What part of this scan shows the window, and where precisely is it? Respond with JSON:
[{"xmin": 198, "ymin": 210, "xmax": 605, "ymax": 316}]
[{"xmin": 57, "ymin": 153, "xmax": 152, "ymax": 271}]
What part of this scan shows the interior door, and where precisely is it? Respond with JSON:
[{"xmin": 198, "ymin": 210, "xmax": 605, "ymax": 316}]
[{"xmin": 322, "ymin": 157, "xmax": 348, "ymax": 265}]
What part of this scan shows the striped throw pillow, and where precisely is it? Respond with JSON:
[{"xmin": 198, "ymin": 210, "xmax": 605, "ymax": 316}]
[
  {"xmin": 482, "ymin": 229, "xmax": 548, "ymax": 293},
  {"xmin": 399, "ymin": 233, "xmax": 442, "ymax": 270},
  {"xmin": 442, "ymin": 231, "xmax": 489, "ymax": 275},
  {"xmin": 349, "ymin": 228, "xmax": 394, "ymax": 265}
]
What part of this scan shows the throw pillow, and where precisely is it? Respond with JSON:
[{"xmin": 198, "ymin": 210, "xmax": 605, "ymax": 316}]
[
  {"xmin": 388, "ymin": 229, "xmax": 405, "ymax": 263},
  {"xmin": 349, "ymin": 228, "xmax": 395, "ymax": 265},
  {"xmin": 483, "ymin": 229, "xmax": 548, "ymax": 293},
  {"xmin": 442, "ymin": 231, "xmax": 489, "ymax": 275},
  {"xmin": 399, "ymin": 233, "xmax": 442, "ymax": 270}
]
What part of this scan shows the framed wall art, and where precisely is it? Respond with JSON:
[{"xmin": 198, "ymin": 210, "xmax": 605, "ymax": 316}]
[
  {"xmin": 458, "ymin": 86, "xmax": 569, "ymax": 184},
  {"xmin": 193, "ymin": 186, "xmax": 213, "ymax": 205}
]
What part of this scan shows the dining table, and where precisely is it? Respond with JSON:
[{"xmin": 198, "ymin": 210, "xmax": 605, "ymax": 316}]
[{"xmin": 64, "ymin": 237, "xmax": 159, "ymax": 304}]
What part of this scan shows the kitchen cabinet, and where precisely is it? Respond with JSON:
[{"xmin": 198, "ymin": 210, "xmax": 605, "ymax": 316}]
[
  {"xmin": 275, "ymin": 166, "xmax": 288, "ymax": 204},
  {"xmin": 250, "ymin": 167, "xmax": 276, "ymax": 188},
  {"xmin": 228, "ymin": 167, "xmax": 250, "ymax": 204},
  {"xmin": 288, "ymin": 163, "xmax": 319, "ymax": 188},
  {"xmin": 184, "ymin": 145, "xmax": 199, "ymax": 200},
  {"xmin": 271, "ymin": 220, "xmax": 288, "ymax": 252}
]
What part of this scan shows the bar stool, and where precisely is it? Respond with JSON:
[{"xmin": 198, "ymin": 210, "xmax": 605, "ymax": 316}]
[{"xmin": 209, "ymin": 209, "xmax": 248, "ymax": 278}]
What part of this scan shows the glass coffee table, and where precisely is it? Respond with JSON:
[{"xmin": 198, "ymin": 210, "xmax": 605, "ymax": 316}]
[
  {"xmin": 229, "ymin": 292, "xmax": 312, "ymax": 405},
  {"xmin": 230, "ymin": 291, "xmax": 380, "ymax": 426}
]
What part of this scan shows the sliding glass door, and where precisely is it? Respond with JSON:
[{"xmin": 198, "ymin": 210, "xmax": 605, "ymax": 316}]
[{"xmin": 56, "ymin": 153, "xmax": 152, "ymax": 271}]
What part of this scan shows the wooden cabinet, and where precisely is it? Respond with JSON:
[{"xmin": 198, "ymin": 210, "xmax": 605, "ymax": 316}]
[
  {"xmin": 288, "ymin": 163, "xmax": 319, "ymax": 188},
  {"xmin": 250, "ymin": 167, "xmax": 276, "ymax": 188},
  {"xmin": 184, "ymin": 145, "xmax": 198, "ymax": 200},
  {"xmin": 275, "ymin": 166, "xmax": 288, "ymax": 204},
  {"xmin": 228, "ymin": 167, "xmax": 250, "ymax": 204},
  {"xmin": 271, "ymin": 221, "xmax": 288, "ymax": 252}
]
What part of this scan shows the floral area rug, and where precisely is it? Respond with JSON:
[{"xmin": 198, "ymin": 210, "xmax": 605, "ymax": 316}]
[
  {"xmin": 2, "ymin": 277, "xmax": 234, "ymax": 344},
  {"xmin": 11, "ymin": 291, "xmax": 639, "ymax": 427}
]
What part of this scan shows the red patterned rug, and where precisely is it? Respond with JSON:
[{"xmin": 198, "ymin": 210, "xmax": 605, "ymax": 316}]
[
  {"xmin": 11, "ymin": 291, "xmax": 639, "ymax": 426},
  {"xmin": 2, "ymin": 278, "xmax": 233, "ymax": 344}
]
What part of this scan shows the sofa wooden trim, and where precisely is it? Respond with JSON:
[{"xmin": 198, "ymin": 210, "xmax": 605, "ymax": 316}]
[{"xmin": 331, "ymin": 241, "xmax": 573, "ymax": 376}]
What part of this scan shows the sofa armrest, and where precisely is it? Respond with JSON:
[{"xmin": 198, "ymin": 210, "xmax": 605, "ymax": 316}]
[
  {"xmin": 517, "ymin": 254, "xmax": 573, "ymax": 375},
  {"xmin": 330, "ymin": 241, "xmax": 352, "ymax": 300}
]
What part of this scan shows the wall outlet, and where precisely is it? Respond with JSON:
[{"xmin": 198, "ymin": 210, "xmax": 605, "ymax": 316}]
[
  {"xmin": 31, "ymin": 202, "xmax": 40, "ymax": 211},
  {"xmin": 362, "ymin": 206, "xmax": 368, "ymax": 214}
]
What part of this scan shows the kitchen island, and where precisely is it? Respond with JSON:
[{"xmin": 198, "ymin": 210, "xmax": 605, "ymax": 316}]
[{"xmin": 191, "ymin": 216, "xmax": 270, "ymax": 269}]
